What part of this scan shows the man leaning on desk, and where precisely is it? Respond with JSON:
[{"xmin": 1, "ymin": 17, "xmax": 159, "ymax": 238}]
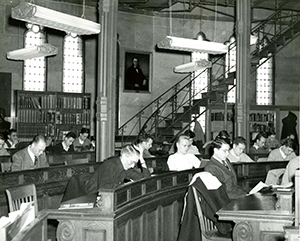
[
  {"xmin": 204, "ymin": 137, "xmax": 247, "ymax": 200},
  {"xmin": 62, "ymin": 144, "xmax": 150, "ymax": 201}
]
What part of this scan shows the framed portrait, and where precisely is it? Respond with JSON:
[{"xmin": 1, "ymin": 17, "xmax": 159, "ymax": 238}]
[{"xmin": 123, "ymin": 50, "xmax": 151, "ymax": 93}]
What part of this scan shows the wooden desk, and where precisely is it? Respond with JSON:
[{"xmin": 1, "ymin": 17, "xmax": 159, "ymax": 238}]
[{"xmin": 217, "ymin": 193, "xmax": 294, "ymax": 241}]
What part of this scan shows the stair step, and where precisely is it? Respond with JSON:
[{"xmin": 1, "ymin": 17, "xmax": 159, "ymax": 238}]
[
  {"xmin": 165, "ymin": 119, "xmax": 182, "ymax": 128},
  {"xmin": 183, "ymin": 105, "xmax": 200, "ymax": 114},
  {"xmin": 175, "ymin": 112, "xmax": 191, "ymax": 122},
  {"xmin": 193, "ymin": 97, "xmax": 209, "ymax": 105},
  {"xmin": 157, "ymin": 127, "xmax": 175, "ymax": 135},
  {"xmin": 211, "ymin": 84, "xmax": 228, "ymax": 93}
]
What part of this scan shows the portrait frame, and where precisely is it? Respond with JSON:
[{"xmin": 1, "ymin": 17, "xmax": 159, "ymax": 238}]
[{"xmin": 123, "ymin": 49, "xmax": 152, "ymax": 93}]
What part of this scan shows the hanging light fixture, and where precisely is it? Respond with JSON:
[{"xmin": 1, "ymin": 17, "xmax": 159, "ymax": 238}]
[
  {"xmin": 174, "ymin": 59, "xmax": 212, "ymax": 73},
  {"xmin": 7, "ymin": 43, "xmax": 58, "ymax": 60},
  {"xmin": 157, "ymin": 36, "xmax": 228, "ymax": 54},
  {"xmin": 11, "ymin": 2, "xmax": 100, "ymax": 35}
]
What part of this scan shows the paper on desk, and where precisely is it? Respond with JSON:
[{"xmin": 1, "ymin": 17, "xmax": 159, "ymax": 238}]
[
  {"xmin": 189, "ymin": 172, "xmax": 222, "ymax": 190},
  {"xmin": 249, "ymin": 181, "xmax": 269, "ymax": 195}
]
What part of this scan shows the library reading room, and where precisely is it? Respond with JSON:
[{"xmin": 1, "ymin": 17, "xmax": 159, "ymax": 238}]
[{"xmin": 0, "ymin": 0, "xmax": 299, "ymax": 240}]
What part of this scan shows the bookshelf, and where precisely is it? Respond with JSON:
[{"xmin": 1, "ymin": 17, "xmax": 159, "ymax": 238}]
[
  {"xmin": 16, "ymin": 90, "xmax": 91, "ymax": 142},
  {"xmin": 249, "ymin": 106, "xmax": 276, "ymax": 141}
]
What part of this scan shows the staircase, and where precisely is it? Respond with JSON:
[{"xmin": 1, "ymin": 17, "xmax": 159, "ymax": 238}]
[{"xmin": 116, "ymin": 7, "xmax": 300, "ymax": 148}]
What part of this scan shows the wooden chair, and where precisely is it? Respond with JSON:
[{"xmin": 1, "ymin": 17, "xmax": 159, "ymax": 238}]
[
  {"xmin": 6, "ymin": 184, "xmax": 38, "ymax": 216},
  {"xmin": 192, "ymin": 186, "xmax": 232, "ymax": 241}
]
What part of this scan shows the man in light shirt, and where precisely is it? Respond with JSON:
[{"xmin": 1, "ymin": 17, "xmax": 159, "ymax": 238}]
[
  {"xmin": 227, "ymin": 136, "xmax": 254, "ymax": 163},
  {"xmin": 11, "ymin": 134, "xmax": 49, "ymax": 171},
  {"xmin": 267, "ymin": 138, "xmax": 297, "ymax": 162},
  {"xmin": 167, "ymin": 134, "xmax": 201, "ymax": 171}
]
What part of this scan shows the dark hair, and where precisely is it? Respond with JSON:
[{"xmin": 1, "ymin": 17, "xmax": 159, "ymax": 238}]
[
  {"xmin": 135, "ymin": 133, "xmax": 154, "ymax": 145},
  {"xmin": 8, "ymin": 129, "xmax": 17, "ymax": 135},
  {"xmin": 233, "ymin": 136, "xmax": 246, "ymax": 146},
  {"xmin": 254, "ymin": 132, "xmax": 267, "ymax": 142},
  {"xmin": 65, "ymin": 132, "xmax": 76, "ymax": 139},
  {"xmin": 212, "ymin": 137, "xmax": 231, "ymax": 150},
  {"xmin": 282, "ymin": 138, "xmax": 297, "ymax": 151},
  {"xmin": 216, "ymin": 130, "xmax": 232, "ymax": 145},
  {"xmin": 80, "ymin": 128, "xmax": 89, "ymax": 135},
  {"xmin": 184, "ymin": 130, "xmax": 196, "ymax": 139},
  {"xmin": 267, "ymin": 130, "xmax": 276, "ymax": 137},
  {"xmin": 32, "ymin": 134, "xmax": 46, "ymax": 144}
]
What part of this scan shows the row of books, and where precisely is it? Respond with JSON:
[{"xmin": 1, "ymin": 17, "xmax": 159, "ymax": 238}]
[
  {"xmin": 211, "ymin": 112, "xmax": 234, "ymax": 121},
  {"xmin": 249, "ymin": 112, "xmax": 274, "ymax": 122},
  {"xmin": 18, "ymin": 110, "xmax": 90, "ymax": 124},
  {"xmin": 17, "ymin": 124, "xmax": 55, "ymax": 137},
  {"xmin": 18, "ymin": 95, "xmax": 91, "ymax": 110}
]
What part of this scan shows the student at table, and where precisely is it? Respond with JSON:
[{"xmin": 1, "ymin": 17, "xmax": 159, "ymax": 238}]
[
  {"xmin": 204, "ymin": 137, "xmax": 247, "ymax": 200},
  {"xmin": 227, "ymin": 136, "xmax": 254, "ymax": 163},
  {"xmin": 249, "ymin": 131, "xmax": 268, "ymax": 154},
  {"xmin": 267, "ymin": 137, "xmax": 297, "ymax": 162},
  {"xmin": 50, "ymin": 132, "xmax": 76, "ymax": 154},
  {"xmin": 167, "ymin": 134, "xmax": 201, "ymax": 171},
  {"xmin": 73, "ymin": 128, "xmax": 92, "ymax": 152},
  {"xmin": 62, "ymin": 144, "xmax": 150, "ymax": 201},
  {"xmin": 11, "ymin": 134, "xmax": 49, "ymax": 171}
]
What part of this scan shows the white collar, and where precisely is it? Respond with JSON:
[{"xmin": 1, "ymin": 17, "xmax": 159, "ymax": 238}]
[
  {"xmin": 27, "ymin": 146, "xmax": 36, "ymax": 163},
  {"xmin": 62, "ymin": 141, "xmax": 69, "ymax": 151}
]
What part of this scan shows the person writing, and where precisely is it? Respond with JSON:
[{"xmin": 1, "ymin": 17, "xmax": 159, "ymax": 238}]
[
  {"xmin": 4, "ymin": 129, "xmax": 19, "ymax": 149},
  {"xmin": 167, "ymin": 134, "xmax": 201, "ymax": 171},
  {"xmin": 204, "ymin": 137, "xmax": 246, "ymax": 199},
  {"xmin": 249, "ymin": 132, "xmax": 268, "ymax": 154},
  {"xmin": 227, "ymin": 136, "xmax": 254, "ymax": 163},
  {"xmin": 73, "ymin": 128, "xmax": 92, "ymax": 152},
  {"xmin": 50, "ymin": 132, "xmax": 76, "ymax": 154},
  {"xmin": 133, "ymin": 133, "xmax": 154, "ymax": 170},
  {"xmin": 267, "ymin": 137, "xmax": 297, "ymax": 162},
  {"xmin": 11, "ymin": 134, "xmax": 49, "ymax": 171},
  {"xmin": 62, "ymin": 144, "xmax": 151, "ymax": 201}
]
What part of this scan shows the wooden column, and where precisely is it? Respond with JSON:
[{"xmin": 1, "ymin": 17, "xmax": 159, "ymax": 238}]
[
  {"xmin": 235, "ymin": 0, "xmax": 251, "ymax": 145},
  {"xmin": 96, "ymin": 0, "xmax": 118, "ymax": 161}
]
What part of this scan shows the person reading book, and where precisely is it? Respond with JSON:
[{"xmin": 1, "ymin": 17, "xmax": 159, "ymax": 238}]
[
  {"xmin": 62, "ymin": 144, "xmax": 150, "ymax": 202},
  {"xmin": 204, "ymin": 137, "xmax": 246, "ymax": 200}
]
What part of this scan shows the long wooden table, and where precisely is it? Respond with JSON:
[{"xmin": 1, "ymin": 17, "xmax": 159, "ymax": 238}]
[{"xmin": 217, "ymin": 192, "xmax": 295, "ymax": 241}]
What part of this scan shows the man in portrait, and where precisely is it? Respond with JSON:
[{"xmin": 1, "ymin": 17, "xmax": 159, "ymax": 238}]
[{"xmin": 125, "ymin": 57, "xmax": 148, "ymax": 91}]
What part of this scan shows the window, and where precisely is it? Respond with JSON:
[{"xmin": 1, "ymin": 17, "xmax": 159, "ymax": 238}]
[
  {"xmin": 63, "ymin": 33, "xmax": 83, "ymax": 93},
  {"xmin": 23, "ymin": 24, "xmax": 46, "ymax": 91},
  {"xmin": 225, "ymin": 36, "xmax": 236, "ymax": 103}
]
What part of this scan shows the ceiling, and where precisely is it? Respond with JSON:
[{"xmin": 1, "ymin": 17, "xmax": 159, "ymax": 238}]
[{"xmin": 54, "ymin": 0, "xmax": 300, "ymax": 21}]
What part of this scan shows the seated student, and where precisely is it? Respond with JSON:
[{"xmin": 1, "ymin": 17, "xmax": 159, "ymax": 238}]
[
  {"xmin": 62, "ymin": 144, "xmax": 150, "ymax": 201},
  {"xmin": 169, "ymin": 130, "xmax": 200, "ymax": 155},
  {"xmin": 51, "ymin": 132, "xmax": 76, "ymax": 154},
  {"xmin": 264, "ymin": 131, "xmax": 280, "ymax": 152},
  {"xmin": 202, "ymin": 130, "xmax": 231, "ymax": 158},
  {"xmin": 227, "ymin": 136, "xmax": 254, "ymax": 163},
  {"xmin": 167, "ymin": 134, "xmax": 201, "ymax": 171},
  {"xmin": 281, "ymin": 156, "xmax": 300, "ymax": 185},
  {"xmin": 11, "ymin": 134, "xmax": 49, "ymax": 171},
  {"xmin": 133, "ymin": 133, "xmax": 155, "ymax": 171},
  {"xmin": 4, "ymin": 128, "xmax": 19, "ymax": 149},
  {"xmin": 204, "ymin": 137, "xmax": 247, "ymax": 200},
  {"xmin": 249, "ymin": 132, "xmax": 268, "ymax": 154},
  {"xmin": 73, "ymin": 128, "xmax": 92, "ymax": 152},
  {"xmin": 267, "ymin": 137, "xmax": 297, "ymax": 162},
  {"xmin": 0, "ymin": 134, "xmax": 9, "ymax": 156}
]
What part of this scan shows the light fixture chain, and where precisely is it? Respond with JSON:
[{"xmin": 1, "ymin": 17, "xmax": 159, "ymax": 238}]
[{"xmin": 81, "ymin": 0, "xmax": 86, "ymax": 19}]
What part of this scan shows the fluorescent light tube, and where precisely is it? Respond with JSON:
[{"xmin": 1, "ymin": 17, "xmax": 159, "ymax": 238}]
[
  {"xmin": 7, "ymin": 44, "xmax": 58, "ymax": 60},
  {"xmin": 157, "ymin": 36, "xmax": 228, "ymax": 54},
  {"xmin": 174, "ymin": 59, "xmax": 212, "ymax": 73}
]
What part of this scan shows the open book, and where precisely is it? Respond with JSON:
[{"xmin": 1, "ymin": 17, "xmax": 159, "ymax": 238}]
[{"xmin": 249, "ymin": 181, "xmax": 293, "ymax": 195}]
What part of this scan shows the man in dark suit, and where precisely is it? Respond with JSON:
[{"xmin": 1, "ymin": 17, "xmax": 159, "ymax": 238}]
[
  {"xmin": 50, "ymin": 132, "xmax": 76, "ymax": 154},
  {"xmin": 125, "ymin": 57, "xmax": 148, "ymax": 91},
  {"xmin": 204, "ymin": 137, "xmax": 246, "ymax": 200},
  {"xmin": 11, "ymin": 134, "xmax": 49, "ymax": 171}
]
